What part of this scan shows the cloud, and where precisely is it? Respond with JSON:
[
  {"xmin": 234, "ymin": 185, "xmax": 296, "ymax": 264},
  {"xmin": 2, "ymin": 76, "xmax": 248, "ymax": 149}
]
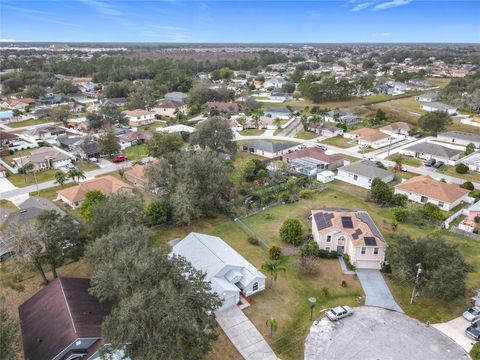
[
  {"xmin": 78, "ymin": 0, "xmax": 123, "ymax": 16},
  {"xmin": 2, "ymin": 4, "xmax": 79, "ymax": 26},
  {"xmin": 351, "ymin": 2, "xmax": 373, "ymax": 12},
  {"xmin": 373, "ymin": 32, "xmax": 392, "ymax": 38},
  {"xmin": 143, "ymin": 25, "xmax": 190, "ymax": 41},
  {"xmin": 0, "ymin": 38, "xmax": 15, "ymax": 42},
  {"xmin": 373, "ymin": 0, "xmax": 413, "ymax": 10}
]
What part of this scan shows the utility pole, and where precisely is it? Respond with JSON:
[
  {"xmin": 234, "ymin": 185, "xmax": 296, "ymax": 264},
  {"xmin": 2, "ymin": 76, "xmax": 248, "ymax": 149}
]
[{"xmin": 410, "ymin": 263, "xmax": 422, "ymax": 305}]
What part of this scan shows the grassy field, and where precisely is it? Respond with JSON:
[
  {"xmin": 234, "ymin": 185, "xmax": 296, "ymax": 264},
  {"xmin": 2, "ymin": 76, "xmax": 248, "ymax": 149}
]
[
  {"xmin": 124, "ymin": 144, "xmax": 149, "ymax": 161},
  {"xmin": 437, "ymin": 165, "xmax": 480, "ymax": 183},
  {"xmin": 75, "ymin": 159, "xmax": 98, "ymax": 172},
  {"xmin": 371, "ymin": 96, "xmax": 426, "ymax": 124},
  {"xmin": 6, "ymin": 119, "xmax": 55, "ymax": 128},
  {"xmin": 30, "ymin": 183, "xmax": 76, "ymax": 200},
  {"xmin": 0, "ymin": 199, "xmax": 18, "ymax": 211},
  {"xmin": 320, "ymin": 135, "xmax": 355, "ymax": 148},
  {"xmin": 425, "ymin": 77, "xmax": 452, "ymax": 89},
  {"xmin": 388, "ymin": 155, "xmax": 423, "ymax": 167},
  {"xmin": 7, "ymin": 169, "xmax": 57, "ymax": 187},
  {"xmin": 284, "ymin": 94, "xmax": 394, "ymax": 111},
  {"xmin": 295, "ymin": 130, "xmax": 317, "ymax": 140},
  {"xmin": 239, "ymin": 129, "xmax": 266, "ymax": 136}
]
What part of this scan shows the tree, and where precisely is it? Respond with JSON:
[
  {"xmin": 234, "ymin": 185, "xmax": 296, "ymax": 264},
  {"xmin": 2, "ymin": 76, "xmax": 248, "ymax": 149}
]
[
  {"xmin": 94, "ymin": 104, "xmax": 127, "ymax": 128},
  {"xmin": 99, "ymin": 130, "xmax": 120, "ymax": 157},
  {"xmin": 418, "ymin": 111, "xmax": 452, "ymax": 135},
  {"xmin": 145, "ymin": 200, "xmax": 171, "ymax": 226},
  {"xmin": 50, "ymin": 105, "xmax": 70, "ymax": 125},
  {"xmin": 190, "ymin": 116, "xmax": 237, "ymax": 154},
  {"xmin": 279, "ymin": 218, "xmax": 303, "ymax": 246},
  {"xmin": 54, "ymin": 170, "xmax": 66, "ymax": 187},
  {"xmin": 419, "ymin": 203, "xmax": 444, "ymax": 221},
  {"xmin": 268, "ymin": 245, "xmax": 282, "ymax": 260},
  {"xmin": 126, "ymin": 84, "xmax": 157, "ymax": 110},
  {"xmin": 53, "ymin": 80, "xmax": 79, "ymax": 94},
  {"xmin": 465, "ymin": 142, "xmax": 476, "ymax": 156},
  {"xmin": 290, "ymin": 68, "xmax": 304, "ymax": 83},
  {"xmin": 86, "ymin": 225, "xmax": 221, "ymax": 359},
  {"xmin": 145, "ymin": 132, "xmax": 183, "ymax": 158},
  {"xmin": 0, "ymin": 298, "xmax": 17, "ymax": 359},
  {"xmin": 266, "ymin": 317, "xmax": 278, "ymax": 339},
  {"xmin": 456, "ymin": 163, "xmax": 469, "ymax": 174},
  {"xmin": 392, "ymin": 207, "xmax": 409, "ymax": 222},
  {"xmin": 261, "ymin": 259, "xmax": 287, "ymax": 289},
  {"xmin": 391, "ymin": 154, "xmax": 404, "ymax": 174},
  {"xmin": 23, "ymin": 84, "xmax": 46, "ymax": 99},
  {"xmin": 37, "ymin": 210, "xmax": 87, "ymax": 278},
  {"xmin": 369, "ymin": 178, "xmax": 393, "ymax": 205},
  {"xmin": 219, "ymin": 67, "xmax": 234, "ymax": 79},
  {"xmin": 80, "ymin": 190, "xmax": 107, "ymax": 220},
  {"xmin": 67, "ymin": 168, "xmax": 85, "ymax": 184}
]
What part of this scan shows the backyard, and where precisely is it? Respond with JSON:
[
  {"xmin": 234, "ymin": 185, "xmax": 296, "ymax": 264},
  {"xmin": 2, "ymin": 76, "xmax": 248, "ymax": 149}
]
[
  {"xmin": 437, "ymin": 165, "xmax": 480, "ymax": 183},
  {"xmin": 124, "ymin": 143, "xmax": 149, "ymax": 161},
  {"xmin": 320, "ymin": 135, "xmax": 355, "ymax": 148}
]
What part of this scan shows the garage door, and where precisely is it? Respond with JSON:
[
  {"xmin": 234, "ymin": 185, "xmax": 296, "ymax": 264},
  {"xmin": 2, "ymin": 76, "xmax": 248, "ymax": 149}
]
[{"xmin": 355, "ymin": 260, "xmax": 380, "ymax": 270}]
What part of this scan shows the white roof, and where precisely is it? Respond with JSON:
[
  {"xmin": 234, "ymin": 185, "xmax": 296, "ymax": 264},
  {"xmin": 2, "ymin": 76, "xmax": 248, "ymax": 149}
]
[
  {"xmin": 318, "ymin": 170, "xmax": 335, "ymax": 177},
  {"xmin": 156, "ymin": 124, "xmax": 196, "ymax": 133},
  {"xmin": 469, "ymin": 201, "xmax": 480, "ymax": 212}
]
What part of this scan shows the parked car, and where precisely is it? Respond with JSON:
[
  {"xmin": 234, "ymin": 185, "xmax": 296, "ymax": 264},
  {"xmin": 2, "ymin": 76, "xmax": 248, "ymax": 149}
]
[
  {"xmin": 400, "ymin": 166, "xmax": 407, "ymax": 172},
  {"xmin": 413, "ymin": 133, "xmax": 422, "ymax": 138},
  {"xmin": 433, "ymin": 161, "xmax": 444, "ymax": 169},
  {"xmin": 112, "ymin": 155, "xmax": 128, "ymax": 163},
  {"xmin": 66, "ymin": 163, "xmax": 75, "ymax": 169},
  {"xmin": 424, "ymin": 159, "xmax": 436, "ymax": 167},
  {"xmin": 298, "ymin": 144, "xmax": 307, "ymax": 149},
  {"xmin": 316, "ymin": 144, "xmax": 327, "ymax": 151},
  {"xmin": 326, "ymin": 306, "xmax": 354, "ymax": 321},
  {"xmin": 466, "ymin": 320, "xmax": 480, "ymax": 340},
  {"xmin": 89, "ymin": 157, "xmax": 98, "ymax": 163},
  {"xmin": 463, "ymin": 306, "xmax": 480, "ymax": 322}
]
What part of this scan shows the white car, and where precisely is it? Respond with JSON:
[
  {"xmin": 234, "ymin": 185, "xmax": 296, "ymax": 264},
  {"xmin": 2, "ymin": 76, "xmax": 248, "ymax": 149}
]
[
  {"xmin": 298, "ymin": 144, "xmax": 307, "ymax": 149},
  {"xmin": 66, "ymin": 163, "xmax": 75, "ymax": 169},
  {"xmin": 326, "ymin": 306, "xmax": 354, "ymax": 321},
  {"xmin": 463, "ymin": 306, "xmax": 480, "ymax": 322},
  {"xmin": 89, "ymin": 157, "xmax": 98, "ymax": 163}
]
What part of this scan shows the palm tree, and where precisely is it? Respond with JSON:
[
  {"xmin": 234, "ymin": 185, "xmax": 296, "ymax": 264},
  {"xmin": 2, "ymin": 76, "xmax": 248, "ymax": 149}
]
[
  {"xmin": 20, "ymin": 163, "xmax": 34, "ymax": 183},
  {"xmin": 261, "ymin": 259, "xmax": 287, "ymax": 289},
  {"xmin": 266, "ymin": 317, "xmax": 278, "ymax": 339},
  {"xmin": 273, "ymin": 118, "xmax": 282, "ymax": 130},
  {"xmin": 392, "ymin": 154, "xmax": 404, "ymax": 174},
  {"xmin": 54, "ymin": 170, "xmax": 66, "ymax": 187},
  {"xmin": 67, "ymin": 169, "xmax": 85, "ymax": 184}
]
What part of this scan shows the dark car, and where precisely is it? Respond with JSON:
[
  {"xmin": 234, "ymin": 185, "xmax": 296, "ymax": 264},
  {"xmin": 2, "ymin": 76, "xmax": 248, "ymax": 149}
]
[
  {"xmin": 433, "ymin": 161, "xmax": 444, "ymax": 169},
  {"xmin": 424, "ymin": 159, "xmax": 436, "ymax": 167},
  {"xmin": 466, "ymin": 320, "xmax": 480, "ymax": 340},
  {"xmin": 112, "ymin": 154, "xmax": 128, "ymax": 163}
]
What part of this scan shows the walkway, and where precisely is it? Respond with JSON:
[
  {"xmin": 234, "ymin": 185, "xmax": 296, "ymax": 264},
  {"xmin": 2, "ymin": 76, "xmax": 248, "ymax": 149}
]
[
  {"xmin": 216, "ymin": 306, "xmax": 277, "ymax": 360},
  {"xmin": 338, "ymin": 256, "xmax": 355, "ymax": 275},
  {"xmin": 356, "ymin": 269, "xmax": 403, "ymax": 312}
]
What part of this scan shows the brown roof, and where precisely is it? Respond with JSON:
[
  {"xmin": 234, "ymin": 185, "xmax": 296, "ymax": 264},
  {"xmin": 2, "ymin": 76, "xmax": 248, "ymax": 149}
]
[
  {"xmin": 349, "ymin": 128, "xmax": 389, "ymax": 142},
  {"xmin": 19, "ymin": 277, "xmax": 111, "ymax": 360},
  {"xmin": 283, "ymin": 147, "xmax": 344, "ymax": 163},
  {"xmin": 395, "ymin": 175, "xmax": 469, "ymax": 203},
  {"xmin": 57, "ymin": 175, "xmax": 132, "ymax": 203},
  {"xmin": 5, "ymin": 98, "xmax": 35, "ymax": 106},
  {"xmin": 207, "ymin": 102, "xmax": 239, "ymax": 113},
  {"xmin": 123, "ymin": 109, "xmax": 154, "ymax": 117},
  {"xmin": 124, "ymin": 164, "xmax": 145, "ymax": 182}
]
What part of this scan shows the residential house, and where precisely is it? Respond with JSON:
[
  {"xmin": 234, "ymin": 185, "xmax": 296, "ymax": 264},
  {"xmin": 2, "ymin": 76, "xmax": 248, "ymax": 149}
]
[
  {"xmin": 421, "ymin": 102, "xmax": 457, "ymax": 115},
  {"xmin": 164, "ymin": 91, "xmax": 189, "ymax": 103},
  {"xmin": 312, "ymin": 124, "xmax": 344, "ymax": 138},
  {"xmin": 67, "ymin": 117, "xmax": 89, "ymax": 131},
  {"xmin": 18, "ymin": 277, "xmax": 114, "ymax": 360},
  {"xmin": 30, "ymin": 107, "xmax": 53, "ymax": 119},
  {"xmin": 394, "ymin": 175, "xmax": 469, "ymax": 211},
  {"xmin": 0, "ymin": 131, "xmax": 18, "ymax": 146},
  {"xmin": 18, "ymin": 196, "xmax": 66, "ymax": 216},
  {"xmin": 400, "ymin": 142, "xmax": 462, "ymax": 164},
  {"xmin": 242, "ymin": 140, "xmax": 298, "ymax": 158},
  {"xmin": 172, "ymin": 232, "xmax": 266, "ymax": 310},
  {"xmin": 344, "ymin": 128, "xmax": 393, "ymax": 149},
  {"xmin": 156, "ymin": 124, "xmax": 196, "ymax": 134},
  {"xmin": 462, "ymin": 152, "xmax": 480, "ymax": 172},
  {"xmin": 206, "ymin": 102, "xmax": 240, "ymax": 114},
  {"xmin": 228, "ymin": 118, "xmax": 244, "ymax": 132},
  {"xmin": 324, "ymin": 110, "xmax": 360, "ymax": 125},
  {"xmin": 437, "ymin": 131, "xmax": 480, "ymax": 148},
  {"xmin": 25, "ymin": 125, "xmax": 66, "ymax": 141},
  {"xmin": 269, "ymin": 91, "xmax": 293, "ymax": 102},
  {"xmin": 263, "ymin": 78, "xmax": 287, "ymax": 89},
  {"xmin": 100, "ymin": 97, "xmax": 127, "ymax": 107},
  {"xmin": 336, "ymin": 160, "xmax": 394, "ymax": 189},
  {"xmin": 72, "ymin": 138, "xmax": 101, "ymax": 159},
  {"xmin": 380, "ymin": 122, "xmax": 414, "ymax": 136},
  {"xmin": 283, "ymin": 147, "xmax": 344, "ymax": 175},
  {"xmin": 123, "ymin": 109, "xmax": 156, "ymax": 126},
  {"xmin": 117, "ymin": 130, "xmax": 153, "ymax": 149},
  {"xmin": 1, "ymin": 98, "xmax": 35, "ymax": 111},
  {"xmin": 153, "ymin": 101, "xmax": 187, "ymax": 117},
  {"xmin": 467, "ymin": 201, "xmax": 480, "ymax": 221},
  {"xmin": 70, "ymin": 98, "xmax": 98, "ymax": 113},
  {"xmin": 56, "ymin": 135, "xmax": 83, "ymax": 151},
  {"xmin": 124, "ymin": 164, "xmax": 146, "ymax": 189},
  {"xmin": 311, "ymin": 209, "xmax": 386, "ymax": 269},
  {"xmin": 13, "ymin": 147, "xmax": 72, "ymax": 171},
  {"xmin": 57, "ymin": 175, "xmax": 133, "ymax": 208},
  {"xmin": 415, "ymin": 92, "xmax": 439, "ymax": 102},
  {"xmin": 36, "ymin": 96, "xmax": 67, "ymax": 106},
  {"xmin": 264, "ymin": 106, "xmax": 296, "ymax": 120}
]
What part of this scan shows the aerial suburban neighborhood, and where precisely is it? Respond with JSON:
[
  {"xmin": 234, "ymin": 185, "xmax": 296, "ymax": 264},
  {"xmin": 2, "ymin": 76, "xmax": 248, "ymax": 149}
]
[{"xmin": 0, "ymin": 1, "xmax": 480, "ymax": 360}]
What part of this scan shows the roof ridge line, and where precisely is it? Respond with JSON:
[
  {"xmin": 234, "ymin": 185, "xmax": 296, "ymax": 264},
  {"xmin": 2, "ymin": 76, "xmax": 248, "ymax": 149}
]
[{"xmin": 58, "ymin": 277, "xmax": 77, "ymax": 335}]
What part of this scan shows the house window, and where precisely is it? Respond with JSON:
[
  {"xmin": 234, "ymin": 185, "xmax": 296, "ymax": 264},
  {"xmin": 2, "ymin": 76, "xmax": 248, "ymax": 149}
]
[
  {"xmin": 325, "ymin": 247, "xmax": 330, "ymax": 252},
  {"xmin": 353, "ymin": 175, "xmax": 358, "ymax": 181},
  {"xmin": 326, "ymin": 235, "xmax": 331, "ymax": 242},
  {"xmin": 438, "ymin": 201, "xmax": 444, "ymax": 208},
  {"xmin": 374, "ymin": 248, "xmax": 379, "ymax": 255},
  {"xmin": 420, "ymin": 196, "xmax": 428, "ymax": 203},
  {"xmin": 252, "ymin": 282, "xmax": 258, "ymax": 292},
  {"xmin": 361, "ymin": 247, "xmax": 366, "ymax": 255}
]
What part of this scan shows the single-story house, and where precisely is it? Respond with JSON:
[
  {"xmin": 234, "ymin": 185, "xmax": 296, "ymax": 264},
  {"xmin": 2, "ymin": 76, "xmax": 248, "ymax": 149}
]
[
  {"xmin": 336, "ymin": 160, "xmax": 394, "ymax": 189},
  {"xmin": 394, "ymin": 175, "xmax": 469, "ymax": 211},
  {"xmin": 314, "ymin": 124, "xmax": 344, "ymax": 138},
  {"xmin": 100, "ymin": 97, "xmax": 127, "ymax": 107},
  {"xmin": 206, "ymin": 102, "xmax": 239, "ymax": 114},
  {"xmin": 164, "ymin": 91, "xmax": 189, "ymax": 103},
  {"xmin": 123, "ymin": 109, "xmax": 156, "ymax": 126},
  {"xmin": 26, "ymin": 125, "xmax": 66, "ymax": 140},
  {"xmin": 437, "ymin": 131, "xmax": 480, "ymax": 148},
  {"xmin": 324, "ymin": 110, "xmax": 360, "ymax": 125},
  {"xmin": 18, "ymin": 277, "xmax": 114, "ymax": 360},
  {"xmin": 245, "ymin": 116, "xmax": 277, "ymax": 130},
  {"xmin": 316, "ymin": 170, "xmax": 335, "ymax": 183},
  {"xmin": 172, "ymin": 232, "xmax": 266, "ymax": 310},
  {"xmin": 72, "ymin": 138, "xmax": 101, "ymax": 159},
  {"xmin": 1, "ymin": 98, "xmax": 35, "ymax": 110},
  {"xmin": 311, "ymin": 209, "xmax": 386, "ymax": 269},
  {"xmin": 467, "ymin": 201, "xmax": 480, "ymax": 221},
  {"xmin": 264, "ymin": 106, "xmax": 296, "ymax": 120},
  {"xmin": 462, "ymin": 152, "xmax": 480, "ymax": 172},
  {"xmin": 56, "ymin": 135, "xmax": 83, "ymax": 151},
  {"xmin": 283, "ymin": 147, "xmax": 344, "ymax": 175},
  {"xmin": 124, "ymin": 164, "xmax": 146, "ymax": 189},
  {"xmin": 228, "ymin": 118, "xmax": 244, "ymax": 132},
  {"xmin": 156, "ymin": 124, "xmax": 196, "ymax": 134},
  {"xmin": 117, "ymin": 130, "xmax": 153, "ymax": 149},
  {"xmin": 0, "ymin": 131, "xmax": 18, "ymax": 146},
  {"xmin": 66, "ymin": 117, "xmax": 89, "ymax": 131},
  {"xmin": 57, "ymin": 175, "xmax": 133, "ymax": 208},
  {"xmin": 415, "ymin": 92, "xmax": 438, "ymax": 102},
  {"xmin": 153, "ymin": 101, "xmax": 187, "ymax": 118},
  {"xmin": 380, "ymin": 122, "xmax": 414, "ymax": 136},
  {"xmin": 36, "ymin": 96, "xmax": 67, "ymax": 107},
  {"xmin": 269, "ymin": 91, "xmax": 293, "ymax": 102},
  {"xmin": 400, "ymin": 142, "xmax": 462, "ymax": 164},
  {"xmin": 13, "ymin": 147, "xmax": 72, "ymax": 171},
  {"xmin": 263, "ymin": 78, "xmax": 287, "ymax": 89},
  {"xmin": 421, "ymin": 102, "xmax": 457, "ymax": 115},
  {"xmin": 242, "ymin": 140, "xmax": 298, "ymax": 158},
  {"xmin": 344, "ymin": 128, "xmax": 392, "ymax": 149},
  {"xmin": 30, "ymin": 107, "xmax": 54, "ymax": 118}
]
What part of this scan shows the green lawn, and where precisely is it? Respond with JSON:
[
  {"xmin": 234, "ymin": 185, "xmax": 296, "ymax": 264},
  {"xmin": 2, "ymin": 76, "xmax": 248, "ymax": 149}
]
[
  {"xmin": 7, "ymin": 119, "xmax": 55, "ymax": 128},
  {"xmin": 0, "ymin": 199, "xmax": 17, "ymax": 211},
  {"xmin": 388, "ymin": 155, "xmax": 422, "ymax": 168},
  {"xmin": 75, "ymin": 159, "xmax": 98, "ymax": 172},
  {"xmin": 7, "ymin": 169, "xmax": 57, "ymax": 187},
  {"xmin": 437, "ymin": 165, "xmax": 480, "ymax": 183},
  {"xmin": 137, "ymin": 122, "xmax": 163, "ymax": 132},
  {"xmin": 295, "ymin": 130, "xmax": 317, "ymax": 140},
  {"xmin": 124, "ymin": 144, "xmax": 149, "ymax": 161},
  {"xmin": 30, "ymin": 183, "xmax": 76, "ymax": 201},
  {"xmin": 320, "ymin": 136, "xmax": 355, "ymax": 148},
  {"xmin": 1, "ymin": 148, "xmax": 33, "ymax": 165},
  {"xmin": 239, "ymin": 129, "xmax": 266, "ymax": 136}
]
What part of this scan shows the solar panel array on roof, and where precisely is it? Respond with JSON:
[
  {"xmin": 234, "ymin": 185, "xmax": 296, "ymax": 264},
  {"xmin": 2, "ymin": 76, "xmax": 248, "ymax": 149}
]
[
  {"xmin": 352, "ymin": 228, "xmax": 363, "ymax": 240},
  {"xmin": 356, "ymin": 212, "xmax": 385, "ymax": 241},
  {"xmin": 313, "ymin": 212, "xmax": 334, "ymax": 230},
  {"xmin": 364, "ymin": 237, "xmax": 377, "ymax": 246},
  {"xmin": 341, "ymin": 216, "xmax": 353, "ymax": 229}
]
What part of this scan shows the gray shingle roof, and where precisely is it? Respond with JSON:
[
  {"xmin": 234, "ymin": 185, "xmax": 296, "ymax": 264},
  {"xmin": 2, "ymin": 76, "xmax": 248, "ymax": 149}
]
[
  {"xmin": 439, "ymin": 131, "xmax": 480, "ymax": 143},
  {"xmin": 339, "ymin": 160, "xmax": 393, "ymax": 179},
  {"xmin": 404, "ymin": 142, "xmax": 461, "ymax": 159},
  {"xmin": 243, "ymin": 140, "xmax": 297, "ymax": 153}
]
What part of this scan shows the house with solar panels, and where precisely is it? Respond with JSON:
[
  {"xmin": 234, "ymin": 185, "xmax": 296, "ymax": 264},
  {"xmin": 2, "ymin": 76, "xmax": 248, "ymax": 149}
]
[{"xmin": 311, "ymin": 209, "xmax": 386, "ymax": 269}]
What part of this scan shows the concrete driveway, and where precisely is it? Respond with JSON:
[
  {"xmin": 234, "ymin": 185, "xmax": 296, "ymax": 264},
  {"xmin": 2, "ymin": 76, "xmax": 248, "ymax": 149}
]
[
  {"xmin": 305, "ymin": 307, "xmax": 469, "ymax": 360},
  {"xmin": 356, "ymin": 269, "xmax": 403, "ymax": 312},
  {"xmin": 434, "ymin": 316, "xmax": 476, "ymax": 353}
]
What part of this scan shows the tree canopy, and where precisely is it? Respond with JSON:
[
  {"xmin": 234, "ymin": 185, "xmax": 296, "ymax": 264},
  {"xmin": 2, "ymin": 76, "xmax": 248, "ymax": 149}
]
[
  {"xmin": 190, "ymin": 116, "xmax": 237, "ymax": 154},
  {"xmin": 418, "ymin": 111, "xmax": 452, "ymax": 135}
]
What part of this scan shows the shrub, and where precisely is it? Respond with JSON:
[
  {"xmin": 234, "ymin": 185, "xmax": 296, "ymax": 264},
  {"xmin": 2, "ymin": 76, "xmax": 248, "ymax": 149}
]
[
  {"xmin": 299, "ymin": 241, "xmax": 319, "ymax": 257},
  {"xmin": 145, "ymin": 200, "xmax": 171, "ymax": 226},
  {"xmin": 320, "ymin": 287, "xmax": 330, "ymax": 298},
  {"xmin": 392, "ymin": 207, "xmax": 409, "ymax": 222},
  {"xmin": 391, "ymin": 193, "xmax": 408, "ymax": 207},
  {"xmin": 471, "ymin": 342, "xmax": 480, "ymax": 360},
  {"xmin": 343, "ymin": 254, "xmax": 356, "ymax": 271},
  {"xmin": 420, "ymin": 203, "xmax": 445, "ymax": 221},
  {"xmin": 471, "ymin": 190, "xmax": 480, "ymax": 200},
  {"xmin": 268, "ymin": 245, "xmax": 282, "ymax": 260},
  {"xmin": 317, "ymin": 249, "xmax": 338, "ymax": 259},
  {"xmin": 299, "ymin": 189, "xmax": 314, "ymax": 199},
  {"xmin": 247, "ymin": 236, "xmax": 260, "ymax": 245},
  {"xmin": 279, "ymin": 218, "xmax": 303, "ymax": 245},
  {"xmin": 475, "ymin": 216, "xmax": 480, "ymax": 224},
  {"xmin": 461, "ymin": 181, "xmax": 475, "ymax": 191},
  {"xmin": 381, "ymin": 263, "xmax": 392, "ymax": 274},
  {"xmin": 456, "ymin": 163, "xmax": 469, "ymax": 174},
  {"xmin": 298, "ymin": 255, "xmax": 319, "ymax": 276}
]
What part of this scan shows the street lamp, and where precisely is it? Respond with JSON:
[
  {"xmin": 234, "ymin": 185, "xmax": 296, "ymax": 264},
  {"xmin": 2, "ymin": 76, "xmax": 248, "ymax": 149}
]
[{"xmin": 308, "ymin": 297, "xmax": 317, "ymax": 320}]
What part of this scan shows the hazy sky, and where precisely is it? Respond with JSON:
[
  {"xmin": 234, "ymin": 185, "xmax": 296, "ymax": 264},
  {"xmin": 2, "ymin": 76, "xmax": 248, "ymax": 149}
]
[{"xmin": 1, "ymin": 0, "xmax": 479, "ymax": 43}]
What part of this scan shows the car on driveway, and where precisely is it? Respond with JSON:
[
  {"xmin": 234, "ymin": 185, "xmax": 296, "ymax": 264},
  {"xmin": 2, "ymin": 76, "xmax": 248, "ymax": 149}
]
[
  {"xmin": 466, "ymin": 320, "xmax": 480, "ymax": 340},
  {"xmin": 66, "ymin": 163, "xmax": 75, "ymax": 169},
  {"xmin": 433, "ymin": 161, "xmax": 444, "ymax": 169},
  {"xmin": 112, "ymin": 154, "xmax": 128, "ymax": 163},
  {"xmin": 326, "ymin": 306, "xmax": 354, "ymax": 321},
  {"xmin": 424, "ymin": 159, "xmax": 436, "ymax": 167},
  {"xmin": 463, "ymin": 306, "xmax": 480, "ymax": 322}
]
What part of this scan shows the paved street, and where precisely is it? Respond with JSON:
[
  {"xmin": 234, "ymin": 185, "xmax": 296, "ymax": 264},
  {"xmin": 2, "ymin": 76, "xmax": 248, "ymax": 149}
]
[
  {"xmin": 356, "ymin": 269, "xmax": 403, "ymax": 312},
  {"xmin": 434, "ymin": 316, "xmax": 476, "ymax": 353}
]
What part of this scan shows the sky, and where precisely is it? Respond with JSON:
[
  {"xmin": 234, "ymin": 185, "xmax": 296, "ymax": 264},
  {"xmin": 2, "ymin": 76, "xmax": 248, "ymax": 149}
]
[{"xmin": 0, "ymin": 0, "xmax": 479, "ymax": 43}]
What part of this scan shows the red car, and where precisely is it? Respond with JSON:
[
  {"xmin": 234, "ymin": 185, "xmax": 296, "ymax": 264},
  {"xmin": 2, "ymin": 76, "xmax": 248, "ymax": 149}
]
[{"xmin": 112, "ymin": 154, "xmax": 128, "ymax": 163}]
